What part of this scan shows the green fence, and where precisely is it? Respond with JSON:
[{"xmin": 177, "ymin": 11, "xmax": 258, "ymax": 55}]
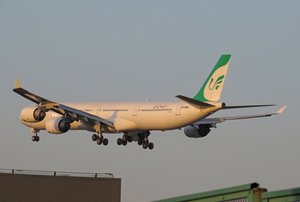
[
  {"xmin": 262, "ymin": 187, "xmax": 300, "ymax": 202},
  {"xmin": 155, "ymin": 183, "xmax": 300, "ymax": 202},
  {"xmin": 155, "ymin": 183, "xmax": 265, "ymax": 202}
]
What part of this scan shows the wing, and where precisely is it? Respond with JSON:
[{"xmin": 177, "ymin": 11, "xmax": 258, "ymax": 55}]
[
  {"xmin": 191, "ymin": 106, "xmax": 286, "ymax": 127},
  {"xmin": 13, "ymin": 80, "xmax": 114, "ymax": 128}
]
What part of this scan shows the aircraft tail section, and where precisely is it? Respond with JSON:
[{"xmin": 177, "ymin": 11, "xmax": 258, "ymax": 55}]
[{"xmin": 193, "ymin": 54, "xmax": 231, "ymax": 102}]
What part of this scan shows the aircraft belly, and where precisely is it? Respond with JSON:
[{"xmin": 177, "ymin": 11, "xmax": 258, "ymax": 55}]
[
  {"xmin": 113, "ymin": 118, "xmax": 138, "ymax": 132},
  {"xmin": 132, "ymin": 110, "xmax": 202, "ymax": 130}
]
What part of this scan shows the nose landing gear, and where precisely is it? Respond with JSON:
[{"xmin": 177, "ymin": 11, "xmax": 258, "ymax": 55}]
[
  {"xmin": 32, "ymin": 135, "xmax": 40, "ymax": 142},
  {"xmin": 31, "ymin": 128, "xmax": 40, "ymax": 142}
]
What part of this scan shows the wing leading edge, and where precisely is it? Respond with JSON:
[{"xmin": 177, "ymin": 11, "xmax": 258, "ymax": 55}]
[{"xmin": 13, "ymin": 80, "xmax": 114, "ymax": 128}]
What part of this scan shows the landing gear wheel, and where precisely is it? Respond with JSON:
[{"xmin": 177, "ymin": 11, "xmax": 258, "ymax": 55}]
[
  {"xmin": 127, "ymin": 136, "xmax": 133, "ymax": 143},
  {"xmin": 92, "ymin": 134, "xmax": 98, "ymax": 141},
  {"xmin": 117, "ymin": 138, "xmax": 123, "ymax": 145},
  {"xmin": 122, "ymin": 140, "xmax": 127, "ymax": 146},
  {"xmin": 148, "ymin": 142, "xmax": 154, "ymax": 150},
  {"xmin": 96, "ymin": 138, "xmax": 102, "ymax": 145},
  {"xmin": 137, "ymin": 140, "xmax": 143, "ymax": 145},
  {"xmin": 102, "ymin": 138, "xmax": 108, "ymax": 146},
  {"xmin": 32, "ymin": 136, "xmax": 39, "ymax": 142},
  {"xmin": 142, "ymin": 142, "xmax": 148, "ymax": 149}
]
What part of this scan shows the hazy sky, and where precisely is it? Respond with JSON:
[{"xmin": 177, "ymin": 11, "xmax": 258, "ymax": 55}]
[{"xmin": 1, "ymin": 1, "xmax": 300, "ymax": 202}]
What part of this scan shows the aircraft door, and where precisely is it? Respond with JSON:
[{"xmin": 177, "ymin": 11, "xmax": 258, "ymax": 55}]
[
  {"xmin": 132, "ymin": 105, "xmax": 140, "ymax": 116},
  {"xmin": 175, "ymin": 104, "xmax": 181, "ymax": 116}
]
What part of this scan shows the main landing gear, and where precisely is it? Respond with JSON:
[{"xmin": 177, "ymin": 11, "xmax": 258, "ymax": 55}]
[
  {"xmin": 137, "ymin": 131, "xmax": 154, "ymax": 150},
  {"xmin": 92, "ymin": 133, "xmax": 108, "ymax": 146},
  {"xmin": 117, "ymin": 134, "xmax": 133, "ymax": 146},
  {"xmin": 31, "ymin": 129, "xmax": 40, "ymax": 142},
  {"xmin": 117, "ymin": 132, "xmax": 154, "ymax": 150},
  {"xmin": 138, "ymin": 137, "xmax": 154, "ymax": 150}
]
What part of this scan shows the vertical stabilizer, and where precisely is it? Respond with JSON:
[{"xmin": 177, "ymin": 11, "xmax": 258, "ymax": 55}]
[{"xmin": 193, "ymin": 54, "xmax": 231, "ymax": 102}]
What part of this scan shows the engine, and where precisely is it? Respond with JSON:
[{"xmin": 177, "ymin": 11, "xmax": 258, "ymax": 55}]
[
  {"xmin": 184, "ymin": 125, "xmax": 211, "ymax": 138},
  {"xmin": 45, "ymin": 118, "xmax": 71, "ymax": 134},
  {"xmin": 20, "ymin": 107, "xmax": 46, "ymax": 123}
]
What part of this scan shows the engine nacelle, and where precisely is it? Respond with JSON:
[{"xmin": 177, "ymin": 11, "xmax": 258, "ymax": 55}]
[
  {"xmin": 184, "ymin": 125, "xmax": 211, "ymax": 138},
  {"xmin": 20, "ymin": 107, "xmax": 46, "ymax": 123},
  {"xmin": 45, "ymin": 118, "xmax": 71, "ymax": 134}
]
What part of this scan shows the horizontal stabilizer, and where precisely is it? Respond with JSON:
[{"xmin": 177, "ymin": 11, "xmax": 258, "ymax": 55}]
[{"xmin": 176, "ymin": 95, "xmax": 214, "ymax": 108}]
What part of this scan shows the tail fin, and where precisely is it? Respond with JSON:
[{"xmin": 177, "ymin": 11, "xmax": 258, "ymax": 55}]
[{"xmin": 193, "ymin": 54, "xmax": 231, "ymax": 102}]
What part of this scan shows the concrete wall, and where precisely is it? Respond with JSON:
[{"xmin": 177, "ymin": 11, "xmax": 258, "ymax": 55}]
[{"xmin": 0, "ymin": 173, "xmax": 121, "ymax": 202}]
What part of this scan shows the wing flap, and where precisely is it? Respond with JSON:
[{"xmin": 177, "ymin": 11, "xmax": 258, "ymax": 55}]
[{"xmin": 59, "ymin": 104, "xmax": 114, "ymax": 127}]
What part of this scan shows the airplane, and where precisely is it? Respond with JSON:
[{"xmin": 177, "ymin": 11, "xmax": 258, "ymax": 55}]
[{"xmin": 13, "ymin": 54, "xmax": 286, "ymax": 150}]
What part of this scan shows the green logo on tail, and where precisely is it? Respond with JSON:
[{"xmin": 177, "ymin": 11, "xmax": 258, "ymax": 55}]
[
  {"xmin": 208, "ymin": 75, "xmax": 225, "ymax": 90},
  {"xmin": 193, "ymin": 54, "xmax": 231, "ymax": 102}
]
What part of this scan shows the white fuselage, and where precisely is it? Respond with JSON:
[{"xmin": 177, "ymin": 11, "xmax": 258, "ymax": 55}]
[{"xmin": 20, "ymin": 101, "xmax": 222, "ymax": 134}]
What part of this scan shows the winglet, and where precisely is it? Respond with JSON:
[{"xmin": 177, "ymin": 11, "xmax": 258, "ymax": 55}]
[
  {"xmin": 15, "ymin": 80, "xmax": 21, "ymax": 89},
  {"xmin": 276, "ymin": 105, "xmax": 287, "ymax": 114}
]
